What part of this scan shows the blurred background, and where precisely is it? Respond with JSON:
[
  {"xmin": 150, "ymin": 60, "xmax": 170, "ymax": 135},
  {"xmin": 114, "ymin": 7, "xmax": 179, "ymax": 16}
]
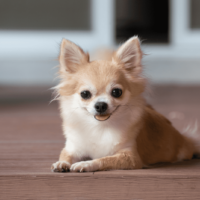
[{"xmin": 0, "ymin": 0, "xmax": 200, "ymax": 102}]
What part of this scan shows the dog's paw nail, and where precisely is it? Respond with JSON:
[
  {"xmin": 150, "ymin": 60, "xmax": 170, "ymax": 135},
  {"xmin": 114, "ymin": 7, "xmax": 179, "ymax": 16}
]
[
  {"xmin": 51, "ymin": 161, "xmax": 71, "ymax": 173},
  {"xmin": 70, "ymin": 161, "xmax": 97, "ymax": 172}
]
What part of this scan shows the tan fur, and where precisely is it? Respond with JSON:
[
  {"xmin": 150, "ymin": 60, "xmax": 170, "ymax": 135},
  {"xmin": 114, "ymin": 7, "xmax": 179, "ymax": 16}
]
[
  {"xmin": 51, "ymin": 37, "xmax": 198, "ymax": 173},
  {"xmin": 136, "ymin": 106, "xmax": 194, "ymax": 165},
  {"xmin": 96, "ymin": 149, "xmax": 143, "ymax": 171},
  {"xmin": 59, "ymin": 148, "xmax": 73, "ymax": 163}
]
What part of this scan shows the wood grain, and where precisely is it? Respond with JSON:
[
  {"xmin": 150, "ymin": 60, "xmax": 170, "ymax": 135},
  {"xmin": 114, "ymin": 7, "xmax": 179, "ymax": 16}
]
[
  {"xmin": 0, "ymin": 86, "xmax": 200, "ymax": 199},
  {"xmin": 1, "ymin": 172, "xmax": 200, "ymax": 200}
]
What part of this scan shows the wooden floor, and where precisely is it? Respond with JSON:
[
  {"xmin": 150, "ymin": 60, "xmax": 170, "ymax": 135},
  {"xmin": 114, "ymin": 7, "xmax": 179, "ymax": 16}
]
[{"xmin": 0, "ymin": 85, "xmax": 200, "ymax": 200}]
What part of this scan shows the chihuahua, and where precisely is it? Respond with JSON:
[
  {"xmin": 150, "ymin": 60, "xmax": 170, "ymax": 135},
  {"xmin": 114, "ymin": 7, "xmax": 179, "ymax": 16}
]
[{"xmin": 51, "ymin": 37, "xmax": 199, "ymax": 172}]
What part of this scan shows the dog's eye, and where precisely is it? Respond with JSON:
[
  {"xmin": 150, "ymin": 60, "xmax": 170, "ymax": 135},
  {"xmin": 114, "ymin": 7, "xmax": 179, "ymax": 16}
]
[
  {"xmin": 80, "ymin": 90, "xmax": 91, "ymax": 99},
  {"xmin": 111, "ymin": 88, "xmax": 122, "ymax": 98}
]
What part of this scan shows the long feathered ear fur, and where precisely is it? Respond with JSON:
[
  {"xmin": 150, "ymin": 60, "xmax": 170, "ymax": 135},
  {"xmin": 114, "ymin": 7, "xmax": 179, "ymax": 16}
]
[
  {"xmin": 113, "ymin": 36, "xmax": 143, "ymax": 77},
  {"xmin": 59, "ymin": 39, "xmax": 89, "ymax": 74}
]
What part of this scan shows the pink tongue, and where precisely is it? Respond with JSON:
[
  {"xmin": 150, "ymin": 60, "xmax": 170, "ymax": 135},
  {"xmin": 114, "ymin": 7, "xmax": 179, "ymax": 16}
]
[{"xmin": 95, "ymin": 114, "xmax": 110, "ymax": 121}]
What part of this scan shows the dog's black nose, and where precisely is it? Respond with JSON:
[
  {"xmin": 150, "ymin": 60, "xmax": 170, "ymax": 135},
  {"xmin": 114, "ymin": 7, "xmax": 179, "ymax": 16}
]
[{"xmin": 95, "ymin": 102, "xmax": 108, "ymax": 113}]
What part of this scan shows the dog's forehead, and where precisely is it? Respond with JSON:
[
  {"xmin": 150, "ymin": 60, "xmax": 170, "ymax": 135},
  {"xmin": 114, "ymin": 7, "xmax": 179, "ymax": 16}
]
[
  {"xmin": 88, "ymin": 60, "xmax": 116, "ymax": 75},
  {"xmin": 80, "ymin": 60, "xmax": 121, "ymax": 92}
]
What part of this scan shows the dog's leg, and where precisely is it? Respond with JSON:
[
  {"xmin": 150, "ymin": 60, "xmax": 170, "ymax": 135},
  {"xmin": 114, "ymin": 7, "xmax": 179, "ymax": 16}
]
[
  {"xmin": 70, "ymin": 150, "xmax": 143, "ymax": 172},
  {"xmin": 51, "ymin": 148, "xmax": 77, "ymax": 172}
]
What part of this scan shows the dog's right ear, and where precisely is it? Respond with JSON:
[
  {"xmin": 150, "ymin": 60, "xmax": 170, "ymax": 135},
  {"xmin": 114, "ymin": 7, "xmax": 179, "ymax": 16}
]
[{"xmin": 59, "ymin": 39, "xmax": 89, "ymax": 74}]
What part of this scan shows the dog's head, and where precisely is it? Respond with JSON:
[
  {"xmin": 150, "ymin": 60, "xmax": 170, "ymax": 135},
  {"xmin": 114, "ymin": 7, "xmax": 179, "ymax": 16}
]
[{"xmin": 57, "ymin": 37, "xmax": 145, "ymax": 122}]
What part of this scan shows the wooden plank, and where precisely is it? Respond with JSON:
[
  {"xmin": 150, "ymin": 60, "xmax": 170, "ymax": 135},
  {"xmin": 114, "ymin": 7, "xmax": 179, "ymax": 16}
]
[{"xmin": 1, "ymin": 170, "xmax": 200, "ymax": 200}]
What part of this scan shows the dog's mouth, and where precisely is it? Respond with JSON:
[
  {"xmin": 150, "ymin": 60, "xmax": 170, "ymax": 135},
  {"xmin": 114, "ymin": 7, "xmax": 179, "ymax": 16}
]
[
  {"xmin": 94, "ymin": 114, "xmax": 110, "ymax": 121},
  {"xmin": 94, "ymin": 106, "xmax": 119, "ymax": 121}
]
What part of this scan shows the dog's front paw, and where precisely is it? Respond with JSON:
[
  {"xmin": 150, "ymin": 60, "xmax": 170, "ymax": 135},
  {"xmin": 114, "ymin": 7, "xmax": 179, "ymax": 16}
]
[
  {"xmin": 51, "ymin": 161, "xmax": 71, "ymax": 172},
  {"xmin": 70, "ymin": 160, "xmax": 99, "ymax": 172}
]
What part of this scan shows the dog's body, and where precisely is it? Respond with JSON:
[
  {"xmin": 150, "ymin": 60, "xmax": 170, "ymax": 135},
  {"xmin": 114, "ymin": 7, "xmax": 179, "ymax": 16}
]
[{"xmin": 52, "ymin": 37, "xmax": 199, "ymax": 172}]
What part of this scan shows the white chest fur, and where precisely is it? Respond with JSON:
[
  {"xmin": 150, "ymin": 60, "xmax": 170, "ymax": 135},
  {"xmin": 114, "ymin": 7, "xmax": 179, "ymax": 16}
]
[{"xmin": 65, "ymin": 124, "xmax": 126, "ymax": 160}]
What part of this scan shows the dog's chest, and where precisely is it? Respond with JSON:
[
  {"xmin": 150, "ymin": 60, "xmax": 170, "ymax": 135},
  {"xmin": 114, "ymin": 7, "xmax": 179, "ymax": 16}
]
[{"xmin": 65, "ymin": 126, "xmax": 124, "ymax": 159}]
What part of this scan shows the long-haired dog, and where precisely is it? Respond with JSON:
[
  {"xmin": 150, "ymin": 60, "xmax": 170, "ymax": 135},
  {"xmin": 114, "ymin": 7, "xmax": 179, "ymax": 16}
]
[{"xmin": 51, "ymin": 37, "xmax": 199, "ymax": 172}]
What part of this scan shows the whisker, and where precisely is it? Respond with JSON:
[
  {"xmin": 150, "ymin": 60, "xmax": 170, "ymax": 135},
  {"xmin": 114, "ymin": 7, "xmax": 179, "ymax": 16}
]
[
  {"xmin": 49, "ymin": 93, "xmax": 60, "ymax": 104},
  {"xmin": 112, "ymin": 104, "xmax": 136, "ymax": 108}
]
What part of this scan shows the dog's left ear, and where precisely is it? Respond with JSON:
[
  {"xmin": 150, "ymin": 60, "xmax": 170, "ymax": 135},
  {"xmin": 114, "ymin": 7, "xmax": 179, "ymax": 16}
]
[{"xmin": 113, "ymin": 36, "xmax": 142, "ymax": 76}]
